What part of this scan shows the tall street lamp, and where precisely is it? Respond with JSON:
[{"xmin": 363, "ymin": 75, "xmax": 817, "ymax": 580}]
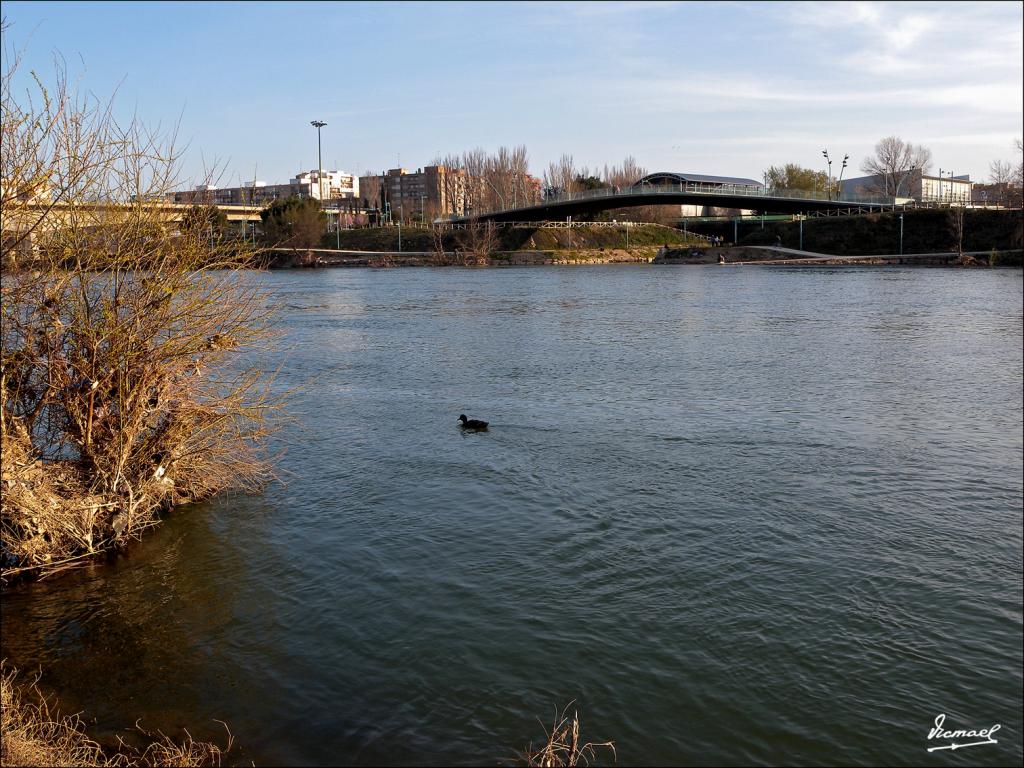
[
  {"xmin": 311, "ymin": 120, "xmax": 327, "ymax": 203},
  {"xmin": 822, "ymin": 149, "xmax": 833, "ymax": 200},
  {"xmin": 837, "ymin": 154, "xmax": 849, "ymax": 200}
]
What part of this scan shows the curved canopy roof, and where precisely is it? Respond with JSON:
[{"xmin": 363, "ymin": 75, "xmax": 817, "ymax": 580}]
[{"xmin": 637, "ymin": 172, "xmax": 762, "ymax": 187}]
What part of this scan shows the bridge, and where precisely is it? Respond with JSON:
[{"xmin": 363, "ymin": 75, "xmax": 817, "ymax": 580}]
[
  {"xmin": 3, "ymin": 200, "xmax": 265, "ymax": 228},
  {"xmin": 445, "ymin": 175, "xmax": 897, "ymax": 224}
]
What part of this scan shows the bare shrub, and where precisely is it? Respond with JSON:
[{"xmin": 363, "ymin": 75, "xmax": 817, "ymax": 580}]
[
  {"xmin": 456, "ymin": 219, "xmax": 499, "ymax": 265},
  {"xmin": 1, "ymin": 663, "xmax": 230, "ymax": 766},
  {"xmin": 518, "ymin": 702, "xmax": 616, "ymax": 767},
  {"xmin": 1, "ymin": 27, "xmax": 280, "ymax": 581},
  {"xmin": 429, "ymin": 223, "xmax": 459, "ymax": 265},
  {"xmin": 1, "ymin": 663, "xmax": 105, "ymax": 766}
]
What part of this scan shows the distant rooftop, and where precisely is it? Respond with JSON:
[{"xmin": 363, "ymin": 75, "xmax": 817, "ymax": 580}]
[{"xmin": 636, "ymin": 172, "xmax": 763, "ymax": 187}]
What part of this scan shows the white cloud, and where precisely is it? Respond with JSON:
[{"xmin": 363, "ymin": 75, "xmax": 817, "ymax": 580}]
[
  {"xmin": 785, "ymin": 1, "xmax": 1021, "ymax": 78},
  {"xmin": 603, "ymin": 74, "xmax": 1023, "ymax": 117}
]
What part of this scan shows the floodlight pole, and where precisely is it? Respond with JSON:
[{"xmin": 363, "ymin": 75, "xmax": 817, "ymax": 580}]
[{"xmin": 311, "ymin": 120, "xmax": 327, "ymax": 202}]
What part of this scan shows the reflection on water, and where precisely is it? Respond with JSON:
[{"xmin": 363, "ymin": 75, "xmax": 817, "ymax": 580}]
[{"xmin": 3, "ymin": 266, "xmax": 1022, "ymax": 767}]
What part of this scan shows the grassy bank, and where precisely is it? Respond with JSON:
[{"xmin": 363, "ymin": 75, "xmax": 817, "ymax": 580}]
[
  {"xmin": 686, "ymin": 208, "xmax": 1023, "ymax": 256},
  {"xmin": 320, "ymin": 223, "xmax": 700, "ymax": 253}
]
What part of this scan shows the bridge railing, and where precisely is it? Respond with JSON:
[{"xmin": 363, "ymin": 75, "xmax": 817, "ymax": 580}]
[{"xmin": 447, "ymin": 182, "xmax": 895, "ymax": 220}]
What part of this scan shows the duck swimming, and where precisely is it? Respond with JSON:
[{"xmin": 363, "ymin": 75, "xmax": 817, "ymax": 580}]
[{"xmin": 458, "ymin": 414, "xmax": 488, "ymax": 430}]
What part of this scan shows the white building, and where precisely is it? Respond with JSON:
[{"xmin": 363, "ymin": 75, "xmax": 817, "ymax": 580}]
[
  {"xmin": 166, "ymin": 169, "xmax": 359, "ymax": 207},
  {"xmin": 840, "ymin": 170, "xmax": 973, "ymax": 205},
  {"xmin": 291, "ymin": 170, "xmax": 359, "ymax": 201}
]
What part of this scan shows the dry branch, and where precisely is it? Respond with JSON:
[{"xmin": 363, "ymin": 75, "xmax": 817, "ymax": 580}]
[{"xmin": 519, "ymin": 702, "xmax": 616, "ymax": 767}]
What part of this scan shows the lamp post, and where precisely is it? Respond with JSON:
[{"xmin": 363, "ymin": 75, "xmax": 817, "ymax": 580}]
[
  {"xmin": 822, "ymin": 149, "xmax": 833, "ymax": 200},
  {"xmin": 837, "ymin": 154, "xmax": 849, "ymax": 200},
  {"xmin": 310, "ymin": 120, "xmax": 327, "ymax": 203},
  {"xmin": 899, "ymin": 213, "xmax": 904, "ymax": 255}
]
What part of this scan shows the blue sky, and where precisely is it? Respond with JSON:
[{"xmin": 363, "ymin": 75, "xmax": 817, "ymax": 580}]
[{"xmin": 4, "ymin": 1, "xmax": 1022, "ymax": 188}]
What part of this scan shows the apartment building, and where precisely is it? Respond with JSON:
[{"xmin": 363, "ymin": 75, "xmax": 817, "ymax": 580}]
[
  {"xmin": 359, "ymin": 166, "xmax": 468, "ymax": 221},
  {"xmin": 165, "ymin": 169, "xmax": 358, "ymax": 207}
]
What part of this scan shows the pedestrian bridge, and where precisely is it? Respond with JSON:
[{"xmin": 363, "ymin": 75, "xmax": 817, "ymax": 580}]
[{"xmin": 445, "ymin": 179, "xmax": 896, "ymax": 224}]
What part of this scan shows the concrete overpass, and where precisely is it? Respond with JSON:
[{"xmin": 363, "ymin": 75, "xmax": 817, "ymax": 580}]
[
  {"xmin": 3, "ymin": 200, "xmax": 265, "ymax": 233},
  {"xmin": 1, "ymin": 201, "xmax": 266, "ymax": 259}
]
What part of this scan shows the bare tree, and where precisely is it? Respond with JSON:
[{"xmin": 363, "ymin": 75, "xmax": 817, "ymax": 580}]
[
  {"xmin": 431, "ymin": 154, "xmax": 467, "ymax": 218},
  {"xmin": 602, "ymin": 156, "xmax": 647, "ymax": 190},
  {"xmin": 429, "ymin": 222, "xmax": 451, "ymax": 265},
  {"xmin": 460, "ymin": 147, "xmax": 489, "ymax": 214},
  {"xmin": 543, "ymin": 154, "xmax": 580, "ymax": 198},
  {"xmin": 1015, "ymin": 138, "xmax": 1024, "ymax": 204},
  {"xmin": 2, "ymin": 30, "xmax": 279, "ymax": 579},
  {"xmin": 1017, "ymin": 138, "xmax": 1024, "ymax": 187},
  {"xmin": 989, "ymin": 159, "xmax": 1015, "ymax": 186},
  {"xmin": 431, "ymin": 146, "xmax": 533, "ymax": 215},
  {"xmin": 456, "ymin": 219, "xmax": 499, "ymax": 265},
  {"xmin": 484, "ymin": 144, "xmax": 530, "ymax": 209},
  {"xmin": 861, "ymin": 136, "xmax": 932, "ymax": 196}
]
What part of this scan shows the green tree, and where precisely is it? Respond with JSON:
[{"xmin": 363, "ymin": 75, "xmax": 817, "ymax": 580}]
[
  {"xmin": 574, "ymin": 174, "xmax": 606, "ymax": 191},
  {"xmin": 764, "ymin": 164, "xmax": 829, "ymax": 193},
  {"xmin": 259, "ymin": 197, "xmax": 325, "ymax": 248},
  {"xmin": 180, "ymin": 205, "xmax": 228, "ymax": 237}
]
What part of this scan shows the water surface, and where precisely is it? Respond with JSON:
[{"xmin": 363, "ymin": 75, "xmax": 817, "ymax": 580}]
[{"xmin": 3, "ymin": 265, "xmax": 1022, "ymax": 766}]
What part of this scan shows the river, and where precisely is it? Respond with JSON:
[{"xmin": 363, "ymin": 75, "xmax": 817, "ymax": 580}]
[{"xmin": 2, "ymin": 265, "xmax": 1022, "ymax": 766}]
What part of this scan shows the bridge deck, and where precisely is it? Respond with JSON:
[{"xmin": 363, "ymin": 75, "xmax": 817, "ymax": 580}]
[{"xmin": 448, "ymin": 182, "xmax": 897, "ymax": 224}]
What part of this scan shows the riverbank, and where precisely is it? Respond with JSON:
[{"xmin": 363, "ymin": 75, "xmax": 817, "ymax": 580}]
[
  {"xmin": 269, "ymin": 245, "xmax": 663, "ymax": 268},
  {"xmin": 321, "ymin": 222, "xmax": 698, "ymax": 253},
  {"xmin": 269, "ymin": 244, "xmax": 1024, "ymax": 269},
  {"xmin": 264, "ymin": 219, "xmax": 1024, "ymax": 270},
  {"xmin": 687, "ymin": 207, "xmax": 1023, "ymax": 256},
  {"xmin": 654, "ymin": 245, "xmax": 1024, "ymax": 267}
]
